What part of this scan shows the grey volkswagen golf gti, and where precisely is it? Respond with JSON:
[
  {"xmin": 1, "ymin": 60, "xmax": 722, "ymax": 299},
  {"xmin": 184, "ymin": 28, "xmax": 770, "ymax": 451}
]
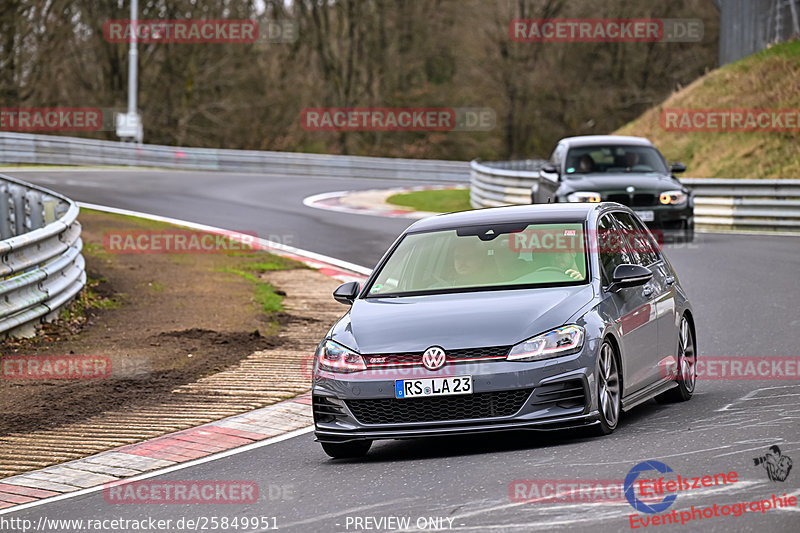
[{"xmin": 312, "ymin": 203, "xmax": 697, "ymax": 458}]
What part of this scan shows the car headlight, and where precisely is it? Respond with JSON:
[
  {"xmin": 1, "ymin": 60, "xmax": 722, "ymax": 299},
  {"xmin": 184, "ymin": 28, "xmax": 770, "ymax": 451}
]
[
  {"xmin": 567, "ymin": 191, "xmax": 602, "ymax": 203},
  {"xmin": 507, "ymin": 325, "xmax": 585, "ymax": 361},
  {"xmin": 317, "ymin": 340, "xmax": 367, "ymax": 373},
  {"xmin": 659, "ymin": 190, "xmax": 688, "ymax": 205}
]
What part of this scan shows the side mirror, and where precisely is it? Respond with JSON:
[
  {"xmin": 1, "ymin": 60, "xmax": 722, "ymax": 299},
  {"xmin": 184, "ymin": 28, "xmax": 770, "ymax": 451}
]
[
  {"xmin": 542, "ymin": 163, "xmax": 561, "ymax": 174},
  {"xmin": 608, "ymin": 264, "xmax": 653, "ymax": 292},
  {"xmin": 333, "ymin": 281, "xmax": 360, "ymax": 305},
  {"xmin": 670, "ymin": 162, "xmax": 686, "ymax": 174}
]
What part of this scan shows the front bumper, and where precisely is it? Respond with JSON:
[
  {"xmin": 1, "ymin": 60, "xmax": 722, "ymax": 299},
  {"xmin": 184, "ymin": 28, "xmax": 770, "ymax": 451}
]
[
  {"xmin": 312, "ymin": 349, "xmax": 600, "ymax": 443},
  {"xmin": 631, "ymin": 204, "xmax": 694, "ymax": 232}
]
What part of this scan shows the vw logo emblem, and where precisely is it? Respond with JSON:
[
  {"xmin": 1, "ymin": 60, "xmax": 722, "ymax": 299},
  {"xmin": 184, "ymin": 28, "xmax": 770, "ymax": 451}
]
[
  {"xmin": 626, "ymin": 186, "xmax": 635, "ymax": 193},
  {"xmin": 422, "ymin": 346, "xmax": 446, "ymax": 371}
]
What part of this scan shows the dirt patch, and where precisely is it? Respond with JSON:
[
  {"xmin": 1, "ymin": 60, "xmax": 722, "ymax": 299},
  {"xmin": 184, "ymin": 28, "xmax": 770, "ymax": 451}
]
[{"xmin": 0, "ymin": 210, "xmax": 304, "ymax": 437}]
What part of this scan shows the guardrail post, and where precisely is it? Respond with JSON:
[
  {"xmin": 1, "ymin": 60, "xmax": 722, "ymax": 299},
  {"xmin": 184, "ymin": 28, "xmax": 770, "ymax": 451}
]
[
  {"xmin": 0, "ymin": 183, "xmax": 11, "ymax": 239},
  {"xmin": 10, "ymin": 184, "xmax": 26, "ymax": 236},
  {"xmin": 43, "ymin": 198, "xmax": 58, "ymax": 225},
  {"xmin": 26, "ymin": 190, "xmax": 45, "ymax": 231}
]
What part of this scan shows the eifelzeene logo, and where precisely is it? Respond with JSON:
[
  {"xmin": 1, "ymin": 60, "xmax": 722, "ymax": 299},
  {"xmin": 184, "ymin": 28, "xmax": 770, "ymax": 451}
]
[
  {"xmin": 753, "ymin": 445, "xmax": 793, "ymax": 482},
  {"xmin": 624, "ymin": 461, "xmax": 678, "ymax": 514}
]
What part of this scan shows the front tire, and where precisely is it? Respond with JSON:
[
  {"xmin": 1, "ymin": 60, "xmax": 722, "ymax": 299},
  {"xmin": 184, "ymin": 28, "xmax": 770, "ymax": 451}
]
[
  {"xmin": 321, "ymin": 440, "xmax": 372, "ymax": 459},
  {"xmin": 656, "ymin": 315, "xmax": 696, "ymax": 403},
  {"xmin": 594, "ymin": 340, "xmax": 621, "ymax": 435}
]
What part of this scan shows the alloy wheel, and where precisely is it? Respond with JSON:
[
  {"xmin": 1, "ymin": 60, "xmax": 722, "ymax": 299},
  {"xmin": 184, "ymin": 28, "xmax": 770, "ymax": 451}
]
[
  {"xmin": 598, "ymin": 342, "xmax": 620, "ymax": 428},
  {"xmin": 678, "ymin": 317, "xmax": 696, "ymax": 393}
]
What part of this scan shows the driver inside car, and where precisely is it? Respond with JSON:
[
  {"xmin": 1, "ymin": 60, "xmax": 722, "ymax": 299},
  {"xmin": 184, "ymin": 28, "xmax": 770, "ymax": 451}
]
[
  {"xmin": 531, "ymin": 249, "xmax": 583, "ymax": 280},
  {"xmin": 522, "ymin": 228, "xmax": 584, "ymax": 281},
  {"xmin": 577, "ymin": 154, "xmax": 596, "ymax": 173}
]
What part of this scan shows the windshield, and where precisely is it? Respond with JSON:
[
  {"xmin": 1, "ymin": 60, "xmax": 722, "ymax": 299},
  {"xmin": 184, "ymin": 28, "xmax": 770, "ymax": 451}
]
[
  {"xmin": 564, "ymin": 145, "xmax": 668, "ymax": 175},
  {"xmin": 367, "ymin": 223, "xmax": 588, "ymax": 297}
]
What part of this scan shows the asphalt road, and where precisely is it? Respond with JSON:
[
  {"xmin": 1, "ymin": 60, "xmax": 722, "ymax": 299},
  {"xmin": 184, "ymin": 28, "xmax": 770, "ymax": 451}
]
[
  {"xmin": 3, "ymin": 168, "xmax": 799, "ymax": 532},
  {"xmin": 8, "ymin": 169, "xmax": 418, "ymax": 268}
]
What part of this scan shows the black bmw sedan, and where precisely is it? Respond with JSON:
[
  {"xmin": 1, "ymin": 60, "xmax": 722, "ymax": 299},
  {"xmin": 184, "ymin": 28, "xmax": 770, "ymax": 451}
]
[
  {"xmin": 312, "ymin": 203, "xmax": 697, "ymax": 458},
  {"xmin": 533, "ymin": 135, "xmax": 694, "ymax": 242}
]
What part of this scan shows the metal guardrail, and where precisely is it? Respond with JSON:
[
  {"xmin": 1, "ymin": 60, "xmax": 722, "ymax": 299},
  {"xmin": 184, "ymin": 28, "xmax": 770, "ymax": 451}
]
[
  {"xmin": 471, "ymin": 159, "xmax": 800, "ymax": 232},
  {"xmin": 0, "ymin": 132, "xmax": 469, "ymax": 182},
  {"xmin": 0, "ymin": 174, "xmax": 85, "ymax": 338}
]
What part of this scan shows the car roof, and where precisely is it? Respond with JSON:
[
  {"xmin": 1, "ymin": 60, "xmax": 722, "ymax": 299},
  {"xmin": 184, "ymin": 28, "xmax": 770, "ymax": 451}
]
[
  {"xmin": 405, "ymin": 203, "xmax": 607, "ymax": 233},
  {"xmin": 559, "ymin": 135, "xmax": 655, "ymax": 148}
]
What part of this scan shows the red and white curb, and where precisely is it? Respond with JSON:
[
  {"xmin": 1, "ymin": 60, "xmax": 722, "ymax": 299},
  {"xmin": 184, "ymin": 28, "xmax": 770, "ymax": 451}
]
[
  {"xmin": 0, "ymin": 205, "xmax": 370, "ymax": 513},
  {"xmin": 303, "ymin": 185, "xmax": 466, "ymax": 219},
  {"xmin": 0, "ymin": 395, "xmax": 313, "ymax": 511}
]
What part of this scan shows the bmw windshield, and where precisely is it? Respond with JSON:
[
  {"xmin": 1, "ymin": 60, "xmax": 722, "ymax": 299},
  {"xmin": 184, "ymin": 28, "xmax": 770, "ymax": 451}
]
[
  {"xmin": 367, "ymin": 222, "xmax": 588, "ymax": 297},
  {"xmin": 564, "ymin": 145, "xmax": 669, "ymax": 175}
]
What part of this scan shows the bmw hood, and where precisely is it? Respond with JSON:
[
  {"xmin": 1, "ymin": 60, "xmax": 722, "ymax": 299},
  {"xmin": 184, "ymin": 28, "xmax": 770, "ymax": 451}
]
[
  {"xmin": 561, "ymin": 173, "xmax": 684, "ymax": 193},
  {"xmin": 329, "ymin": 285, "xmax": 594, "ymax": 354}
]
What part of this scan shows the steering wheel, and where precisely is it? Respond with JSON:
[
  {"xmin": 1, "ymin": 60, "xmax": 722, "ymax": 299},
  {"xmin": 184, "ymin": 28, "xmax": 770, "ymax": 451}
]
[{"xmin": 534, "ymin": 266, "xmax": 566, "ymax": 273}]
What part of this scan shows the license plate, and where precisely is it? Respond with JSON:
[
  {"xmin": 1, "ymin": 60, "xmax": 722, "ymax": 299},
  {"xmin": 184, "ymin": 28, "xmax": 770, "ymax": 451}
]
[
  {"xmin": 636, "ymin": 210, "xmax": 655, "ymax": 222},
  {"xmin": 395, "ymin": 376, "xmax": 472, "ymax": 399}
]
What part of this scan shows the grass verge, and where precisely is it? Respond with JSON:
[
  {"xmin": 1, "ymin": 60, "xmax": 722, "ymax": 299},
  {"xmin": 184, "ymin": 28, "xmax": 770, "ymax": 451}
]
[
  {"xmin": 615, "ymin": 40, "xmax": 799, "ymax": 178},
  {"xmin": 386, "ymin": 188, "xmax": 472, "ymax": 213}
]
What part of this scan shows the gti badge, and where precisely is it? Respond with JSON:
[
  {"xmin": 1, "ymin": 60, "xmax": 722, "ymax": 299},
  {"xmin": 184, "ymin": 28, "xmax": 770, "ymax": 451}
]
[{"xmin": 422, "ymin": 346, "xmax": 446, "ymax": 371}]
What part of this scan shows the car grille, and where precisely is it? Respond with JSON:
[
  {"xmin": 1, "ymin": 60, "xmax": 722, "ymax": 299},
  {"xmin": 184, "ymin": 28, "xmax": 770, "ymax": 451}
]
[
  {"xmin": 606, "ymin": 193, "xmax": 630, "ymax": 205},
  {"xmin": 606, "ymin": 193, "xmax": 657, "ymax": 207},
  {"xmin": 528, "ymin": 379, "xmax": 586, "ymax": 410},
  {"xmin": 345, "ymin": 389, "xmax": 533, "ymax": 425},
  {"xmin": 632, "ymin": 193, "xmax": 657, "ymax": 207},
  {"xmin": 363, "ymin": 345, "xmax": 511, "ymax": 367},
  {"xmin": 313, "ymin": 395, "xmax": 346, "ymax": 423}
]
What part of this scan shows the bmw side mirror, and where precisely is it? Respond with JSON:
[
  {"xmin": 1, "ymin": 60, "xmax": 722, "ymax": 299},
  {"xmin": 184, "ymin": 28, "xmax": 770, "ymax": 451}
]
[
  {"xmin": 608, "ymin": 264, "xmax": 653, "ymax": 292},
  {"xmin": 541, "ymin": 163, "xmax": 559, "ymax": 175},
  {"xmin": 541, "ymin": 164, "xmax": 561, "ymax": 183},
  {"xmin": 542, "ymin": 163, "xmax": 561, "ymax": 175},
  {"xmin": 333, "ymin": 281, "xmax": 360, "ymax": 305},
  {"xmin": 670, "ymin": 162, "xmax": 686, "ymax": 174}
]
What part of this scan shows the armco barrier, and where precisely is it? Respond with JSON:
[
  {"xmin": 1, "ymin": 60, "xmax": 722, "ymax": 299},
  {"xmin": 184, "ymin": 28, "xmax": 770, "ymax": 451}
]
[
  {"xmin": 0, "ymin": 132, "xmax": 469, "ymax": 182},
  {"xmin": 471, "ymin": 159, "xmax": 800, "ymax": 232},
  {"xmin": 0, "ymin": 174, "xmax": 85, "ymax": 338}
]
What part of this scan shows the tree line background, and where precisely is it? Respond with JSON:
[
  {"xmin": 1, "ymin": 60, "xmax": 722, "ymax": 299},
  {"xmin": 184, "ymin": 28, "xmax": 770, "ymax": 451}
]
[{"xmin": 0, "ymin": 0, "xmax": 719, "ymax": 160}]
